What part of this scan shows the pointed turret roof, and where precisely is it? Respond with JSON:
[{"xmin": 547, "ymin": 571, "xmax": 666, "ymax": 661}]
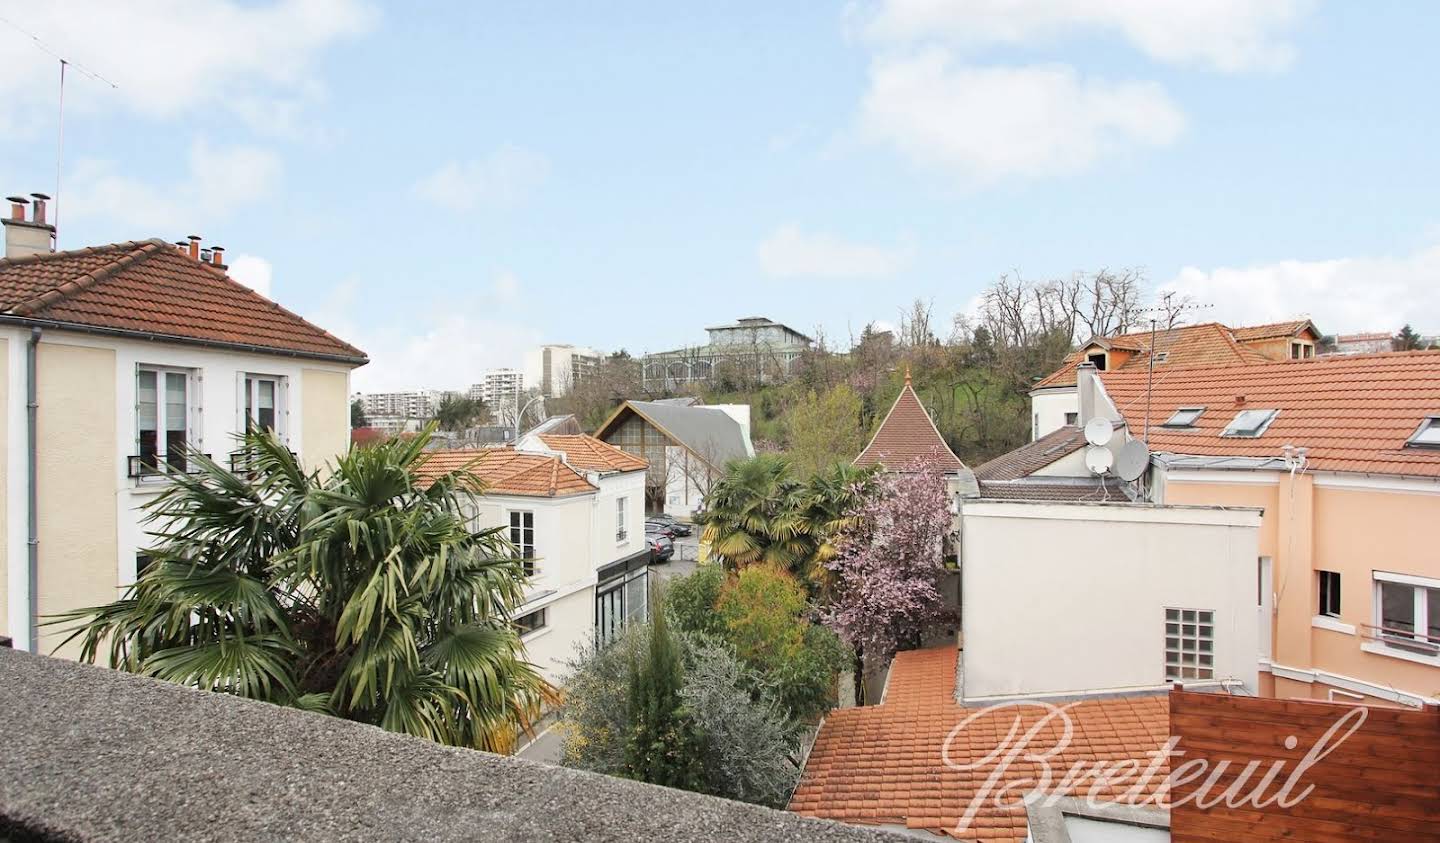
[{"xmin": 854, "ymin": 367, "xmax": 967, "ymax": 473}]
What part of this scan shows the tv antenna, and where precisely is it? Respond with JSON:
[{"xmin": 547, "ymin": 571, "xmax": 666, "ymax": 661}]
[
  {"xmin": 0, "ymin": 14, "xmax": 119, "ymax": 249},
  {"xmin": 1137, "ymin": 294, "xmax": 1212, "ymax": 443}
]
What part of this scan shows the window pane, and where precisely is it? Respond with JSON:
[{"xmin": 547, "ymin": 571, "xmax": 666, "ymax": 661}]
[
  {"xmin": 165, "ymin": 373, "xmax": 186, "ymax": 431},
  {"xmin": 245, "ymin": 377, "xmax": 254, "ymax": 422},
  {"xmin": 138, "ymin": 370, "xmax": 158, "ymax": 466},
  {"xmin": 1380, "ymin": 582, "xmax": 1415, "ymax": 635},
  {"xmin": 1428, "ymin": 588, "xmax": 1440, "ymax": 643}
]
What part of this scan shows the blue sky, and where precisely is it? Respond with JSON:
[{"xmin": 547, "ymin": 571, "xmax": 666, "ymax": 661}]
[{"xmin": 2, "ymin": 1, "xmax": 1437, "ymax": 390}]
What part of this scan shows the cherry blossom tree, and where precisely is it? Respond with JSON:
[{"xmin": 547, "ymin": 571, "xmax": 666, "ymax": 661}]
[{"xmin": 823, "ymin": 460, "xmax": 952, "ymax": 702}]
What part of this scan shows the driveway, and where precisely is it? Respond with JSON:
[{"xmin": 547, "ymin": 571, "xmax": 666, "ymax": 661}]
[{"xmin": 651, "ymin": 533, "xmax": 699, "ymax": 582}]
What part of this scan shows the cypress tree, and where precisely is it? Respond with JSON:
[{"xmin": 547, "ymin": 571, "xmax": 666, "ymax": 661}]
[{"xmin": 623, "ymin": 585, "xmax": 706, "ymax": 788}]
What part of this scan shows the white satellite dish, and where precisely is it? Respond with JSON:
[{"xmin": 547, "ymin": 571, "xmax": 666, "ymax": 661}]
[
  {"xmin": 1114, "ymin": 439, "xmax": 1151, "ymax": 482},
  {"xmin": 1083, "ymin": 417, "xmax": 1114, "ymax": 447},
  {"xmin": 1084, "ymin": 445, "xmax": 1114, "ymax": 474}
]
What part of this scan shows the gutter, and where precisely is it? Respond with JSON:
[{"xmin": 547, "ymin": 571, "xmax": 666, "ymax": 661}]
[
  {"xmin": 25, "ymin": 327, "xmax": 39, "ymax": 652},
  {"xmin": 0, "ymin": 314, "xmax": 369, "ymax": 367}
]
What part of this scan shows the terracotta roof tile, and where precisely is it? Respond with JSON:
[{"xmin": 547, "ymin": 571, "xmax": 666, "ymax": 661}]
[
  {"xmin": 0, "ymin": 240, "xmax": 366, "ymax": 362},
  {"xmin": 1229, "ymin": 319, "xmax": 1315, "ymax": 342},
  {"xmin": 538, "ymin": 434, "xmax": 647, "ymax": 473},
  {"xmin": 977, "ymin": 480, "xmax": 1128, "ymax": 501},
  {"xmin": 789, "ymin": 646, "xmax": 1169, "ymax": 841},
  {"xmin": 414, "ymin": 448, "xmax": 597, "ymax": 497},
  {"xmin": 1033, "ymin": 322, "xmax": 1280, "ymax": 389},
  {"xmin": 855, "ymin": 376, "xmax": 967, "ymax": 473},
  {"xmin": 1101, "ymin": 350, "xmax": 1440, "ymax": 476}
]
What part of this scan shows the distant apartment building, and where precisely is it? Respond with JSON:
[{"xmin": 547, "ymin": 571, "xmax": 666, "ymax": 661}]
[
  {"xmin": 468, "ymin": 368, "xmax": 525, "ymax": 411},
  {"xmin": 1330, "ymin": 332, "xmax": 1395, "ymax": 355},
  {"xmin": 0, "ymin": 195, "xmax": 366, "ymax": 655},
  {"xmin": 525, "ymin": 345, "xmax": 599, "ymax": 398},
  {"xmin": 359, "ymin": 389, "xmax": 443, "ymax": 421},
  {"xmin": 640, "ymin": 316, "xmax": 812, "ymax": 391}
]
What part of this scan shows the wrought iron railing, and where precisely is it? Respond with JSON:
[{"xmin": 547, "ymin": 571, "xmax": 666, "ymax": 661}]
[{"xmin": 127, "ymin": 454, "xmax": 209, "ymax": 480}]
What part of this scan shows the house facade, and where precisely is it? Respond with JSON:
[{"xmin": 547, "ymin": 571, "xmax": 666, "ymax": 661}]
[
  {"xmin": 640, "ymin": 316, "xmax": 812, "ymax": 391},
  {"xmin": 0, "ymin": 199, "xmax": 366, "ymax": 655},
  {"xmin": 415, "ymin": 434, "xmax": 650, "ymax": 682},
  {"xmin": 1006, "ymin": 347, "xmax": 1440, "ymax": 707},
  {"xmin": 1030, "ymin": 320, "xmax": 1320, "ymax": 440},
  {"xmin": 595, "ymin": 399, "xmax": 753, "ymax": 518}
]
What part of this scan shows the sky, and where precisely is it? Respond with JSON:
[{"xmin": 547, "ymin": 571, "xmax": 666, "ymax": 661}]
[{"xmin": 1, "ymin": 1, "xmax": 1438, "ymax": 391}]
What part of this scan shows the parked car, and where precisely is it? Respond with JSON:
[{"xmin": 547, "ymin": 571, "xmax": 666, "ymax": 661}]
[
  {"xmin": 646, "ymin": 514, "xmax": 692, "ymax": 536},
  {"xmin": 646, "ymin": 533, "xmax": 674, "ymax": 563},
  {"xmin": 645, "ymin": 520, "xmax": 676, "ymax": 539}
]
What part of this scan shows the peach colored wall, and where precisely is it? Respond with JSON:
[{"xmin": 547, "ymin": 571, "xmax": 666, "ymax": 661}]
[{"xmin": 1165, "ymin": 474, "xmax": 1440, "ymax": 704}]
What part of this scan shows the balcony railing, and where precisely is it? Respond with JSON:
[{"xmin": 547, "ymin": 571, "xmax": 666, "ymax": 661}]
[
  {"xmin": 127, "ymin": 454, "xmax": 210, "ymax": 480},
  {"xmin": 1361, "ymin": 623, "xmax": 1440, "ymax": 657},
  {"xmin": 228, "ymin": 447, "xmax": 298, "ymax": 474},
  {"xmin": 616, "ymin": 528, "xmax": 628, "ymax": 543}
]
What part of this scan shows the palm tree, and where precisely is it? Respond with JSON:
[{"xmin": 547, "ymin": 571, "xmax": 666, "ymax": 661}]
[
  {"xmin": 802, "ymin": 462, "xmax": 879, "ymax": 592},
  {"xmin": 51, "ymin": 429, "xmax": 553, "ymax": 752},
  {"xmin": 697, "ymin": 454, "xmax": 817, "ymax": 573}
]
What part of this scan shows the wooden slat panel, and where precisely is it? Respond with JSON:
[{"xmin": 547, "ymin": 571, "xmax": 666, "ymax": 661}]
[{"xmin": 1168, "ymin": 688, "xmax": 1440, "ymax": 842}]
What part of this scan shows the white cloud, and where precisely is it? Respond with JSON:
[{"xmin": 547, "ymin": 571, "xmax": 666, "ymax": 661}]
[
  {"xmin": 411, "ymin": 145, "xmax": 550, "ymax": 212},
  {"xmin": 1158, "ymin": 242, "xmax": 1440, "ymax": 334},
  {"xmin": 227, "ymin": 254, "xmax": 273, "ymax": 298},
  {"xmin": 309, "ymin": 274, "xmax": 542, "ymax": 392},
  {"xmin": 63, "ymin": 137, "xmax": 281, "ymax": 231},
  {"xmin": 0, "ymin": 0, "xmax": 376, "ymax": 133},
  {"xmin": 861, "ymin": 0, "xmax": 1308, "ymax": 72},
  {"xmin": 858, "ymin": 51, "xmax": 1184, "ymax": 184},
  {"xmin": 758, "ymin": 224, "xmax": 914, "ymax": 279}
]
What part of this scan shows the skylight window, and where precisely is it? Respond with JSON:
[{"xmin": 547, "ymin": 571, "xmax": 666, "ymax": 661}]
[
  {"xmin": 1161, "ymin": 407, "xmax": 1205, "ymax": 428},
  {"xmin": 1221, "ymin": 409, "xmax": 1279, "ymax": 438},
  {"xmin": 1406, "ymin": 416, "xmax": 1440, "ymax": 449}
]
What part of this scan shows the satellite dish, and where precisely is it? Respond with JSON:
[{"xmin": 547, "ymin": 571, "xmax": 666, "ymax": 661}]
[
  {"xmin": 1083, "ymin": 418, "xmax": 1114, "ymax": 447},
  {"xmin": 1114, "ymin": 439, "xmax": 1151, "ymax": 482},
  {"xmin": 1084, "ymin": 445, "xmax": 1114, "ymax": 474}
]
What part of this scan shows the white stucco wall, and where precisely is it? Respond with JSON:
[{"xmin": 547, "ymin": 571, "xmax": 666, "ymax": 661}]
[
  {"xmin": 463, "ymin": 468, "xmax": 648, "ymax": 685},
  {"xmin": 2, "ymin": 325, "xmax": 355, "ymax": 651},
  {"xmin": 960, "ymin": 500, "xmax": 1261, "ymax": 702},
  {"xmin": 1030, "ymin": 388, "xmax": 1078, "ymax": 440}
]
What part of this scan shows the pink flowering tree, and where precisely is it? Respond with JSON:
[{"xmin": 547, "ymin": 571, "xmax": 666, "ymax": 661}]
[{"xmin": 823, "ymin": 460, "xmax": 952, "ymax": 703}]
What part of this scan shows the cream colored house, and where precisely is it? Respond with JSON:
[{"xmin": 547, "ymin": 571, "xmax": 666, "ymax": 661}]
[
  {"xmin": 415, "ymin": 434, "xmax": 650, "ymax": 683},
  {"xmin": 0, "ymin": 196, "xmax": 366, "ymax": 655}
]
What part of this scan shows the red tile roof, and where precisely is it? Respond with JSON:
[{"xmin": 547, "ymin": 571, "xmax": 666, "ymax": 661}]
[
  {"xmin": 414, "ymin": 448, "xmax": 597, "ymax": 497},
  {"xmin": 1228, "ymin": 319, "xmax": 1316, "ymax": 342},
  {"xmin": 0, "ymin": 240, "xmax": 366, "ymax": 362},
  {"xmin": 1102, "ymin": 350, "xmax": 1440, "ymax": 476},
  {"xmin": 1033, "ymin": 322, "xmax": 1279, "ymax": 389},
  {"xmin": 855, "ymin": 374, "xmax": 967, "ymax": 473},
  {"xmin": 790, "ymin": 646, "xmax": 1170, "ymax": 840},
  {"xmin": 537, "ymin": 434, "xmax": 647, "ymax": 473}
]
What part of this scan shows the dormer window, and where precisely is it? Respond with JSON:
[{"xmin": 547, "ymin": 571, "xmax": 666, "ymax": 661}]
[
  {"xmin": 1162, "ymin": 407, "xmax": 1205, "ymax": 429},
  {"xmin": 1221, "ymin": 409, "xmax": 1279, "ymax": 438},
  {"xmin": 1086, "ymin": 352, "xmax": 1107, "ymax": 371},
  {"xmin": 1289, "ymin": 340, "xmax": 1315, "ymax": 360},
  {"xmin": 1154, "ymin": 351, "xmax": 1169, "ymax": 363},
  {"xmin": 1406, "ymin": 416, "xmax": 1440, "ymax": 449}
]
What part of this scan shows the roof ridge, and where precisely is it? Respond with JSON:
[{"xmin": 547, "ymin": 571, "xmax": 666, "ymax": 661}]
[
  {"xmin": 0, "ymin": 238, "xmax": 163, "ymax": 270},
  {"xmin": 5, "ymin": 240, "xmax": 161, "ymax": 317}
]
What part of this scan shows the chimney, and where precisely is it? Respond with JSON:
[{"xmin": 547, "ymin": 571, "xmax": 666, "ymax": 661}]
[
  {"xmin": 1076, "ymin": 361, "xmax": 1098, "ymax": 425},
  {"xmin": 3, "ymin": 192, "xmax": 56, "ymax": 259},
  {"xmin": 210, "ymin": 245, "xmax": 226, "ymax": 269},
  {"xmin": 187, "ymin": 234, "xmax": 201, "ymax": 260}
]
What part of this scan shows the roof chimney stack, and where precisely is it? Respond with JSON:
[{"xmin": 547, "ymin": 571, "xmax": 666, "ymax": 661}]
[
  {"xmin": 210, "ymin": 246, "xmax": 226, "ymax": 269},
  {"xmin": 29, "ymin": 193, "xmax": 48, "ymax": 225},
  {"xmin": 187, "ymin": 234, "xmax": 201, "ymax": 261},
  {"xmin": 2, "ymin": 191, "xmax": 55, "ymax": 259}
]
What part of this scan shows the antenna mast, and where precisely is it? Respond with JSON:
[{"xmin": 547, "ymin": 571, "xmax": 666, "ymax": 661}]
[{"xmin": 1139, "ymin": 294, "xmax": 1212, "ymax": 443}]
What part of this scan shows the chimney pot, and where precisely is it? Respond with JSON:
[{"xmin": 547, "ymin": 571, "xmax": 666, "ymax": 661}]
[
  {"xmin": 6, "ymin": 196, "xmax": 28, "ymax": 222},
  {"xmin": 200, "ymin": 247, "xmax": 213, "ymax": 262},
  {"xmin": 211, "ymin": 246, "xmax": 225, "ymax": 266},
  {"xmin": 187, "ymin": 234, "xmax": 201, "ymax": 260},
  {"xmin": 28, "ymin": 193, "xmax": 48, "ymax": 225},
  {"xmin": 1235, "ymin": 395, "xmax": 1246, "ymax": 406}
]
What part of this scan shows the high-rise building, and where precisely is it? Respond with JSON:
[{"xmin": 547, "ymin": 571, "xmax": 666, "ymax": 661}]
[
  {"xmin": 468, "ymin": 369, "xmax": 525, "ymax": 411},
  {"xmin": 359, "ymin": 389, "xmax": 443, "ymax": 420},
  {"xmin": 525, "ymin": 345, "xmax": 600, "ymax": 397}
]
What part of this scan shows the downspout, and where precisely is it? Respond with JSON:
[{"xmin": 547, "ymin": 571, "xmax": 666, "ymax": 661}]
[{"xmin": 26, "ymin": 326, "xmax": 40, "ymax": 652}]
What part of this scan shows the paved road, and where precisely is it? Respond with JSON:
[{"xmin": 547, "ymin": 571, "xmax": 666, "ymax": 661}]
[{"xmin": 651, "ymin": 533, "xmax": 699, "ymax": 581}]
